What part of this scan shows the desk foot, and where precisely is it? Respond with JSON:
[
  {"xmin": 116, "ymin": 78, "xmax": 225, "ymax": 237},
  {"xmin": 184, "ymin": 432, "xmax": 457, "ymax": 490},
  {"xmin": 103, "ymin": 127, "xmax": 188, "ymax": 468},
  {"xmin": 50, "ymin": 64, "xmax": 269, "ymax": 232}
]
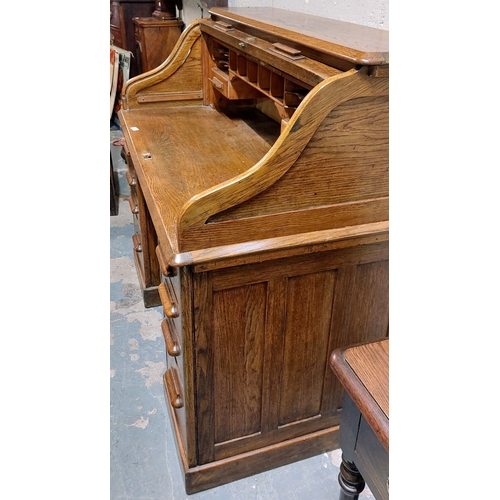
[{"xmin": 338, "ymin": 454, "xmax": 365, "ymax": 500}]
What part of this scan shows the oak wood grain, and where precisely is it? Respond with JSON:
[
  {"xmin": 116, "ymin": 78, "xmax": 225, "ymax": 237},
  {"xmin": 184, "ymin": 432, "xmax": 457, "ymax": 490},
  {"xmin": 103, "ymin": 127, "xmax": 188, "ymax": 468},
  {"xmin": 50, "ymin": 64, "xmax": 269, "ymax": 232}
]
[
  {"xmin": 157, "ymin": 221, "xmax": 388, "ymax": 271},
  {"xmin": 345, "ymin": 340, "xmax": 389, "ymax": 419},
  {"xmin": 119, "ymin": 8, "xmax": 390, "ymax": 493},
  {"xmin": 133, "ymin": 17, "xmax": 183, "ymax": 73},
  {"xmin": 119, "ymin": 106, "xmax": 277, "ymax": 254},
  {"xmin": 209, "ymin": 7, "xmax": 388, "ymax": 67},
  {"xmin": 178, "ymin": 66, "xmax": 387, "ymax": 238},
  {"xmin": 192, "ymin": 242, "xmax": 387, "ymax": 465}
]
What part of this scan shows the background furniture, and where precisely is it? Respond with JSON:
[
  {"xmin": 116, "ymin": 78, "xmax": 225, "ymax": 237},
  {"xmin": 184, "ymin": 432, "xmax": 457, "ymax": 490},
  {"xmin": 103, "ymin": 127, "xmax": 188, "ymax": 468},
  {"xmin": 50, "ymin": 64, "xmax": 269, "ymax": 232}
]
[
  {"xmin": 330, "ymin": 339, "xmax": 389, "ymax": 500},
  {"xmin": 110, "ymin": 0, "xmax": 156, "ymax": 77},
  {"xmin": 119, "ymin": 7, "xmax": 389, "ymax": 493},
  {"xmin": 133, "ymin": 17, "xmax": 183, "ymax": 73},
  {"xmin": 151, "ymin": 0, "xmax": 179, "ymax": 19}
]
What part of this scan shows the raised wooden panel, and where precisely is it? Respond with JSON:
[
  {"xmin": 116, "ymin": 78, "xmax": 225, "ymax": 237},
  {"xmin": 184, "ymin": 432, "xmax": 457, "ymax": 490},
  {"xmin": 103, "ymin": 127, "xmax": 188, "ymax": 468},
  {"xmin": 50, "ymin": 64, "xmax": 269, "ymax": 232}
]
[
  {"xmin": 193, "ymin": 241, "xmax": 388, "ymax": 467},
  {"xmin": 320, "ymin": 258, "xmax": 389, "ymax": 412},
  {"xmin": 278, "ymin": 270, "xmax": 337, "ymax": 425},
  {"xmin": 123, "ymin": 23, "xmax": 204, "ymax": 109},
  {"xmin": 212, "ymin": 283, "xmax": 267, "ymax": 444},
  {"xmin": 336, "ymin": 259, "xmax": 389, "ymax": 347}
]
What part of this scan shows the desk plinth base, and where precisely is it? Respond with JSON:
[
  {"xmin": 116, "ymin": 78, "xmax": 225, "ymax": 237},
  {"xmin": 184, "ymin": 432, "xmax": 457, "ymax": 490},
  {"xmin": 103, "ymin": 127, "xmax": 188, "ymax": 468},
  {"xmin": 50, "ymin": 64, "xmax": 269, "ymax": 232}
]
[{"xmin": 164, "ymin": 385, "xmax": 340, "ymax": 494}]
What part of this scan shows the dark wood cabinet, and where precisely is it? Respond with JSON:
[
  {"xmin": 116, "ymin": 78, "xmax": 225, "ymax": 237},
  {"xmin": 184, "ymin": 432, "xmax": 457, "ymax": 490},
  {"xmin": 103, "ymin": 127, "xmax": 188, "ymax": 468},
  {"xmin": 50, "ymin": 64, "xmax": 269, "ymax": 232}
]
[
  {"xmin": 119, "ymin": 7, "xmax": 389, "ymax": 494},
  {"xmin": 110, "ymin": 0, "xmax": 155, "ymax": 77},
  {"xmin": 133, "ymin": 17, "xmax": 183, "ymax": 73}
]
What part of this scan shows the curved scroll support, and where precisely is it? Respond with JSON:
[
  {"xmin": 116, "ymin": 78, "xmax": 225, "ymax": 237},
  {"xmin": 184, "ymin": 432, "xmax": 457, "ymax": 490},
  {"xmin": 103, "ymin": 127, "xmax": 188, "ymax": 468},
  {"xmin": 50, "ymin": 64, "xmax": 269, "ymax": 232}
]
[
  {"xmin": 121, "ymin": 21, "xmax": 202, "ymax": 110},
  {"xmin": 178, "ymin": 66, "xmax": 389, "ymax": 233}
]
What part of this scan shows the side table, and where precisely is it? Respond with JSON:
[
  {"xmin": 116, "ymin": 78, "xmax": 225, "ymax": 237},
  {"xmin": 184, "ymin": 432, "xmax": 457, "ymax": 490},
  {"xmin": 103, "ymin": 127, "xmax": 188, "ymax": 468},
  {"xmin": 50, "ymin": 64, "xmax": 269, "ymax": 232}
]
[{"xmin": 329, "ymin": 339, "xmax": 389, "ymax": 500}]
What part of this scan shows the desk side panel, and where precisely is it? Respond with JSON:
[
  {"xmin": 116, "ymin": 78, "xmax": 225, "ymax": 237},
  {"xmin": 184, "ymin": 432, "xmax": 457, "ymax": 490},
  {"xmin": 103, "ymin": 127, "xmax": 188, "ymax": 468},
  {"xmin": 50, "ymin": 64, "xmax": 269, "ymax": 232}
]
[
  {"xmin": 121, "ymin": 21, "xmax": 203, "ymax": 110},
  {"xmin": 193, "ymin": 240, "xmax": 388, "ymax": 465},
  {"xmin": 210, "ymin": 94, "xmax": 388, "ymax": 220},
  {"xmin": 178, "ymin": 68, "xmax": 388, "ymax": 252}
]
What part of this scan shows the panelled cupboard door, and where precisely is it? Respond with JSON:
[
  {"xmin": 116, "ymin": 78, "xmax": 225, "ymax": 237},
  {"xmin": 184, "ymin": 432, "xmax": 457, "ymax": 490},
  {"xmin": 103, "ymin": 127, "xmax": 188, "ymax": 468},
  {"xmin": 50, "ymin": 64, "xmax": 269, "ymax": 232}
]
[{"xmin": 193, "ymin": 242, "xmax": 388, "ymax": 465}]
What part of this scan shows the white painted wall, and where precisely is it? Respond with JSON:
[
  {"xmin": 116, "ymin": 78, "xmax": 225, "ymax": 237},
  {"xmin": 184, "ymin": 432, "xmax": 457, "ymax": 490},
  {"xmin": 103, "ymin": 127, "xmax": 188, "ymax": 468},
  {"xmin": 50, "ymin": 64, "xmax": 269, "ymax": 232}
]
[
  {"xmin": 180, "ymin": 0, "xmax": 389, "ymax": 30},
  {"xmin": 229, "ymin": 0, "xmax": 388, "ymax": 29}
]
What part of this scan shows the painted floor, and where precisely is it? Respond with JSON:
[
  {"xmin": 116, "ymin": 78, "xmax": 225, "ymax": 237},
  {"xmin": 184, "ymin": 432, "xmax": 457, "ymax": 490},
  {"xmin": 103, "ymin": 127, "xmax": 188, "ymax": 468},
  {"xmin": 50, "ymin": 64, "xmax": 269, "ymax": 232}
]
[{"xmin": 110, "ymin": 130, "xmax": 375, "ymax": 500}]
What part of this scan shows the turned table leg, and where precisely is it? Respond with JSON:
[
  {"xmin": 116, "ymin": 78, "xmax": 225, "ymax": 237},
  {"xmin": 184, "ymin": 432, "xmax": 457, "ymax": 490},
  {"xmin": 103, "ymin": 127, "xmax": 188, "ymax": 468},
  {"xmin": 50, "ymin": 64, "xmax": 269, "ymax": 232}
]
[{"xmin": 338, "ymin": 454, "xmax": 365, "ymax": 500}]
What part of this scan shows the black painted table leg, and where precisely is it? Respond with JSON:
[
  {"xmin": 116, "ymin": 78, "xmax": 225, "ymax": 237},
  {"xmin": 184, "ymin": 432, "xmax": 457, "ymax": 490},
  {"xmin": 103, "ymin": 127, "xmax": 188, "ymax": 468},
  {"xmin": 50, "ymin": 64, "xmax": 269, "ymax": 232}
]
[{"xmin": 338, "ymin": 454, "xmax": 365, "ymax": 500}]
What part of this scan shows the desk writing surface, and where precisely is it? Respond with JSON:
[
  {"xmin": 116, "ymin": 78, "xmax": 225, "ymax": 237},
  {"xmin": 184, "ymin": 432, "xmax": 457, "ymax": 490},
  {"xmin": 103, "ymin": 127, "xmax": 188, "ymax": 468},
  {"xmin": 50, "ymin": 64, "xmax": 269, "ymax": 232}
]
[{"xmin": 119, "ymin": 106, "xmax": 279, "ymax": 251}]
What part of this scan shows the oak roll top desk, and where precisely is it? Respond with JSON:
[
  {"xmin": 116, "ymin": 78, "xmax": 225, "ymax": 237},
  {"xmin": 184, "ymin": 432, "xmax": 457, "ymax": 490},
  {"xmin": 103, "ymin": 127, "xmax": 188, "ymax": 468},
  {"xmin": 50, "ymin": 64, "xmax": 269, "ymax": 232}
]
[{"xmin": 118, "ymin": 7, "xmax": 389, "ymax": 494}]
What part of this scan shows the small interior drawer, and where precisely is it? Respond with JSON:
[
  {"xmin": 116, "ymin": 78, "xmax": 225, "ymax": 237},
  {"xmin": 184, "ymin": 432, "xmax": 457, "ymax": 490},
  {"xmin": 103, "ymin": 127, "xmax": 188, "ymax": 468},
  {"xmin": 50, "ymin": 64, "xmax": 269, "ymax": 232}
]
[{"xmin": 209, "ymin": 67, "xmax": 262, "ymax": 100}]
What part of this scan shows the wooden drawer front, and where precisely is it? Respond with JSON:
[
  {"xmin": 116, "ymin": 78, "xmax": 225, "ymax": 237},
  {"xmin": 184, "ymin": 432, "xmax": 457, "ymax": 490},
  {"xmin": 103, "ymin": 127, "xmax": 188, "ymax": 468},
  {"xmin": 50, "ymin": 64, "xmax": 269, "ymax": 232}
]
[
  {"xmin": 158, "ymin": 261, "xmax": 193, "ymax": 465},
  {"xmin": 128, "ymin": 192, "xmax": 141, "ymax": 234},
  {"xmin": 158, "ymin": 264, "xmax": 185, "ymax": 385},
  {"xmin": 159, "ymin": 281, "xmax": 179, "ymax": 319},
  {"xmin": 128, "ymin": 192, "xmax": 139, "ymax": 215},
  {"xmin": 125, "ymin": 168, "xmax": 137, "ymax": 190},
  {"xmin": 355, "ymin": 418, "xmax": 389, "ymax": 500},
  {"xmin": 132, "ymin": 232, "xmax": 145, "ymax": 277},
  {"xmin": 164, "ymin": 367, "xmax": 184, "ymax": 409}
]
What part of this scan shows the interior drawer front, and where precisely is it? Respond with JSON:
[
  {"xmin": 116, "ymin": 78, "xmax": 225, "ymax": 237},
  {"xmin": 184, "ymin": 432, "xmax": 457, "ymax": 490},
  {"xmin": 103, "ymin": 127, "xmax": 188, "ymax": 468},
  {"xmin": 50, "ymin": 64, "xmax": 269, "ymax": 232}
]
[
  {"xmin": 209, "ymin": 67, "xmax": 262, "ymax": 100},
  {"xmin": 355, "ymin": 418, "xmax": 389, "ymax": 500}
]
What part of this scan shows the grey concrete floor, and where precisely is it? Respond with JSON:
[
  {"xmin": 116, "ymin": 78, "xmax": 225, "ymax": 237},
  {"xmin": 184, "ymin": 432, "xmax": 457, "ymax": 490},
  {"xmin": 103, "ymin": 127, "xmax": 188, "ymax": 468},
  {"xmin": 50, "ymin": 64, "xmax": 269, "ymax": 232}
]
[{"xmin": 110, "ymin": 131, "xmax": 375, "ymax": 500}]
